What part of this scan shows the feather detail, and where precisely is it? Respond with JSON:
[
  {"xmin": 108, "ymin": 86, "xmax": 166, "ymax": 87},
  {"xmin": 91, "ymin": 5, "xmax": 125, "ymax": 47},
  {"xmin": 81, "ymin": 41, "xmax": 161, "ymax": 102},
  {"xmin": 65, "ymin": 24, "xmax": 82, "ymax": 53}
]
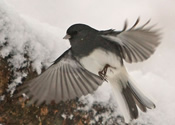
[
  {"xmin": 101, "ymin": 18, "xmax": 161, "ymax": 63},
  {"xmin": 16, "ymin": 48, "xmax": 103, "ymax": 105}
]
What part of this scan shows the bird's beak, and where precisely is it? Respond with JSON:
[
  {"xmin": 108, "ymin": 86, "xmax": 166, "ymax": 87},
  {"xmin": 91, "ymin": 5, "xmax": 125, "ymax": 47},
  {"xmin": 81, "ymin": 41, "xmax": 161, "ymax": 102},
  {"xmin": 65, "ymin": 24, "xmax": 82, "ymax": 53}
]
[{"xmin": 63, "ymin": 34, "xmax": 71, "ymax": 39}]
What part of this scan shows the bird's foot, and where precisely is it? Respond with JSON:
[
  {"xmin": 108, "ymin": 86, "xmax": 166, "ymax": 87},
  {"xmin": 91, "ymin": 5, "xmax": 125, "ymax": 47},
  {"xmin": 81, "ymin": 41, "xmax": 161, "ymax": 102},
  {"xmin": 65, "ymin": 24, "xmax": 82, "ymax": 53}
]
[{"xmin": 98, "ymin": 64, "xmax": 116, "ymax": 80}]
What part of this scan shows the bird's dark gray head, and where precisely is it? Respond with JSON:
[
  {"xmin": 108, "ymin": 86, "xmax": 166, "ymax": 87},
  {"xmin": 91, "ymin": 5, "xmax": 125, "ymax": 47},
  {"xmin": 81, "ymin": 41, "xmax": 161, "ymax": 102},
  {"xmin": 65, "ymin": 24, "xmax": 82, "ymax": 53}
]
[
  {"xmin": 63, "ymin": 23, "xmax": 99, "ymax": 56},
  {"xmin": 63, "ymin": 24, "xmax": 97, "ymax": 40}
]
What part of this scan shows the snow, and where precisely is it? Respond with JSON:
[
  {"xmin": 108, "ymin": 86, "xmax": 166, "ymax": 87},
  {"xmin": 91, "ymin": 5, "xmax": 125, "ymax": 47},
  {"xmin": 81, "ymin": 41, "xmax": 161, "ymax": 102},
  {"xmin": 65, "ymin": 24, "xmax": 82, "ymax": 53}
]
[
  {"xmin": 0, "ymin": 0, "xmax": 69, "ymax": 93},
  {"xmin": 61, "ymin": 113, "xmax": 74, "ymax": 120},
  {"xmin": 0, "ymin": 0, "xmax": 69, "ymax": 74},
  {"xmin": 61, "ymin": 113, "xmax": 67, "ymax": 119},
  {"xmin": 1, "ymin": 0, "xmax": 175, "ymax": 124}
]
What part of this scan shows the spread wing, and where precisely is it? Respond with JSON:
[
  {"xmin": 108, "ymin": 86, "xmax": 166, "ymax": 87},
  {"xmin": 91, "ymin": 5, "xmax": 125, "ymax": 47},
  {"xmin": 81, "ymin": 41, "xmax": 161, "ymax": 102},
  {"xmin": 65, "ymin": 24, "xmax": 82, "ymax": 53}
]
[
  {"xmin": 101, "ymin": 18, "xmax": 161, "ymax": 63},
  {"xmin": 18, "ymin": 48, "xmax": 103, "ymax": 105}
]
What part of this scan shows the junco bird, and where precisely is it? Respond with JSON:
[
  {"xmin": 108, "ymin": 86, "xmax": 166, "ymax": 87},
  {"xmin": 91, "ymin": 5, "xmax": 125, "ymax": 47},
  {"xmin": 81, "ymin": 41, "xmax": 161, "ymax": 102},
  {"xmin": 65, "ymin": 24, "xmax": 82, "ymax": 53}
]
[{"xmin": 18, "ymin": 18, "xmax": 160, "ymax": 123}]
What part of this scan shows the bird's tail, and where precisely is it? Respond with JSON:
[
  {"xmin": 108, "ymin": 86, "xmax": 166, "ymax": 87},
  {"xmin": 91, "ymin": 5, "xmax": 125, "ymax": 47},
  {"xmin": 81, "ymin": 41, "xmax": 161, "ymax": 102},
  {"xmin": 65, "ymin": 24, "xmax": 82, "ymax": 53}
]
[{"xmin": 108, "ymin": 68, "xmax": 155, "ymax": 123}]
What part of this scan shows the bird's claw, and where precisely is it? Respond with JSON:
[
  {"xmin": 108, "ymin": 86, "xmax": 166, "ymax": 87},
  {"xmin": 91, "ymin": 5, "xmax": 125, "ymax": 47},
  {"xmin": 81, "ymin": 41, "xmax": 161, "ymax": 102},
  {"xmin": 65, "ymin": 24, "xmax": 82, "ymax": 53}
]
[
  {"xmin": 98, "ymin": 64, "xmax": 116, "ymax": 81},
  {"xmin": 98, "ymin": 70, "xmax": 107, "ymax": 81}
]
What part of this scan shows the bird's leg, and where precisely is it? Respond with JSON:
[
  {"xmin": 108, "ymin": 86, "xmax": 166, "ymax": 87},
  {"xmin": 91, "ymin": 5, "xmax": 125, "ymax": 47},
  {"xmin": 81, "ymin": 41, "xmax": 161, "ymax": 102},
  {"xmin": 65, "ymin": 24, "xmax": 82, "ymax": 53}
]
[{"xmin": 98, "ymin": 64, "xmax": 116, "ymax": 80}]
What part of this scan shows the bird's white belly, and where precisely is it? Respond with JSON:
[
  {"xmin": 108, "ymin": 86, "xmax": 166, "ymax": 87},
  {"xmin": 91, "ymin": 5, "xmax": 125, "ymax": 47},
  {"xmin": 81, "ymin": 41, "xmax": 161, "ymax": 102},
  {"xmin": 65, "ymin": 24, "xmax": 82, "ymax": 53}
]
[{"xmin": 79, "ymin": 48, "xmax": 122, "ymax": 78}]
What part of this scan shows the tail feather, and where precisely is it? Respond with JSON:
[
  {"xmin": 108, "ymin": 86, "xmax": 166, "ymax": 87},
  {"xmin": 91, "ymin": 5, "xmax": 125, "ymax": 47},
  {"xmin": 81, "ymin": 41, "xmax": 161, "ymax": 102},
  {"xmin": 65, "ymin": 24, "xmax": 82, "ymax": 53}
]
[
  {"xmin": 128, "ymin": 79, "xmax": 156, "ymax": 109},
  {"xmin": 109, "ymin": 72, "xmax": 155, "ymax": 123},
  {"xmin": 133, "ymin": 95, "xmax": 147, "ymax": 112},
  {"xmin": 122, "ymin": 85, "xmax": 138, "ymax": 119}
]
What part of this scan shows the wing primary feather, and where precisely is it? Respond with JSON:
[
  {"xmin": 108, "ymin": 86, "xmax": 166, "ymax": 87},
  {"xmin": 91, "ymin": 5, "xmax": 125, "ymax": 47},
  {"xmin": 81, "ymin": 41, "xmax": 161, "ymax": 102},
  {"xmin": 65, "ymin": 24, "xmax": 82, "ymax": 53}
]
[
  {"xmin": 72, "ymin": 68, "xmax": 89, "ymax": 95},
  {"xmin": 124, "ymin": 37, "xmax": 152, "ymax": 58},
  {"xmin": 137, "ymin": 19, "xmax": 151, "ymax": 29},
  {"xmin": 60, "ymin": 65, "xmax": 69, "ymax": 101},
  {"xmin": 66, "ymin": 67, "xmax": 79, "ymax": 97},
  {"xmin": 121, "ymin": 38, "xmax": 144, "ymax": 62},
  {"xmin": 124, "ymin": 33, "xmax": 155, "ymax": 55},
  {"xmin": 120, "ymin": 46, "xmax": 127, "ymax": 60},
  {"xmin": 118, "ymin": 46, "xmax": 125, "ymax": 60},
  {"xmin": 80, "ymin": 69, "xmax": 100, "ymax": 90},
  {"xmin": 53, "ymin": 68, "xmax": 58, "ymax": 103},
  {"xmin": 120, "ymin": 36, "xmax": 146, "ymax": 61},
  {"xmin": 120, "ymin": 44, "xmax": 130, "ymax": 61},
  {"xmin": 142, "ymin": 24, "xmax": 158, "ymax": 32},
  {"xmin": 27, "ymin": 77, "xmax": 45, "ymax": 95},
  {"xmin": 45, "ymin": 69, "xmax": 57, "ymax": 104},
  {"xmin": 130, "ymin": 31, "xmax": 160, "ymax": 46},
  {"xmin": 49, "ymin": 69, "xmax": 59, "ymax": 104},
  {"xmin": 69, "ymin": 68, "xmax": 84, "ymax": 96},
  {"xmin": 122, "ymin": 20, "xmax": 128, "ymax": 31},
  {"xmin": 127, "ymin": 40, "xmax": 150, "ymax": 60},
  {"xmin": 129, "ymin": 17, "xmax": 140, "ymax": 30},
  {"xmin": 28, "ymin": 72, "xmax": 50, "ymax": 94},
  {"xmin": 123, "ymin": 43, "xmax": 138, "ymax": 62},
  {"xmin": 123, "ymin": 41, "xmax": 144, "ymax": 62},
  {"xmin": 83, "ymin": 68, "xmax": 103, "ymax": 86},
  {"xmin": 55, "ymin": 68, "xmax": 62, "ymax": 103},
  {"xmin": 63, "ymin": 65, "xmax": 71, "ymax": 100},
  {"xmin": 125, "ymin": 42, "xmax": 144, "ymax": 62},
  {"xmin": 27, "ymin": 71, "xmax": 53, "ymax": 105},
  {"xmin": 66, "ymin": 66, "xmax": 82, "ymax": 97},
  {"xmin": 35, "ymin": 70, "xmax": 55, "ymax": 105},
  {"xmin": 59, "ymin": 66, "xmax": 64, "ymax": 101},
  {"xmin": 123, "ymin": 46, "xmax": 132, "ymax": 63},
  {"xmin": 76, "ymin": 68, "xmax": 95, "ymax": 93},
  {"xmin": 28, "ymin": 70, "xmax": 52, "ymax": 97},
  {"xmin": 74, "ymin": 69, "xmax": 89, "ymax": 94},
  {"xmin": 64, "ymin": 64, "xmax": 77, "ymax": 99}
]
